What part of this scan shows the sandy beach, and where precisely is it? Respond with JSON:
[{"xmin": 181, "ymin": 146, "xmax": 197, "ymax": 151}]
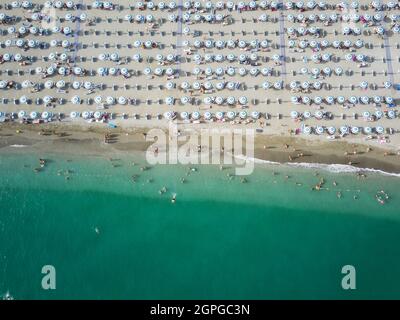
[{"xmin": 0, "ymin": 0, "xmax": 399, "ymax": 151}]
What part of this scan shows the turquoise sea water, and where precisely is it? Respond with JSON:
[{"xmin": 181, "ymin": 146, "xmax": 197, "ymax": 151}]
[{"xmin": 1, "ymin": 151, "xmax": 400, "ymax": 299}]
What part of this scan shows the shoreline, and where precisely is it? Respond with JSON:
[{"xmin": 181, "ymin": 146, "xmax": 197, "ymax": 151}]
[{"xmin": 1, "ymin": 122, "xmax": 400, "ymax": 175}]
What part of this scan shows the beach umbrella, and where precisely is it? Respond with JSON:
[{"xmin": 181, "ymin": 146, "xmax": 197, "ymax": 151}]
[
  {"xmin": 121, "ymin": 68, "xmax": 129, "ymax": 77},
  {"xmin": 239, "ymin": 96, "xmax": 248, "ymax": 105},
  {"xmin": 108, "ymin": 67, "xmax": 119, "ymax": 76},
  {"xmin": 227, "ymin": 97, "xmax": 236, "ymax": 105},
  {"xmin": 46, "ymin": 66, "xmax": 56, "ymax": 76},
  {"xmin": 239, "ymin": 111, "xmax": 247, "ymax": 120},
  {"xmin": 360, "ymin": 81, "xmax": 368, "ymax": 89},
  {"xmin": 313, "ymin": 96, "xmax": 322, "ymax": 105},
  {"xmin": 203, "ymin": 81, "xmax": 213, "ymax": 90},
  {"xmin": 291, "ymin": 96, "xmax": 299, "ymax": 104},
  {"xmin": 250, "ymin": 68, "xmax": 259, "ymax": 77},
  {"xmin": 180, "ymin": 112, "xmax": 189, "ymax": 120},
  {"xmin": 327, "ymin": 127, "xmax": 336, "ymax": 135},
  {"xmin": 203, "ymin": 96, "xmax": 213, "ymax": 105},
  {"xmin": 226, "ymin": 67, "xmax": 235, "ymax": 76},
  {"xmin": 62, "ymin": 40, "xmax": 70, "ymax": 48},
  {"xmin": 375, "ymin": 110, "xmax": 383, "ymax": 118},
  {"xmin": 355, "ymin": 39, "xmax": 364, "ymax": 48},
  {"xmin": 44, "ymin": 80, "xmax": 54, "ymax": 89},
  {"xmin": 0, "ymin": 80, "xmax": 8, "ymax": 89},
  {"xmin": 154, "ymin": 68, "xmax": 163, "ymax": 76},
  {"xmin": 165, "ymin": 97, "xmax": 174, "ymax": 105},
  {"xmin": 290, "ymin": 81, "xmax": 299, "ymax": 89},
  {"xmin": 18, "ymin": 110, "xmax": 26, "ymax": 118},
  {"xmin": 315, "ymin": 110, "xmax": 323, "ymax": 119},
  {"xmin": 325, "ymin": 96, "xmax": 334, "ymax": 104},
  {"xmin": 205, "ymin": 40, "xmax": 213, "ymax": 48},
  {"xmin": 216, "ymin": 82, "xmax": 225, "ymax": 90},
  {"xmin": 251, "ymin": 111, "xmax": 260, "ymax": 119},
  {"xmin": 94, "ymin": 96, "xmax": 102, "ymax": 104},
  {"xmin": 375, "ymin": 126, "xmax": 385, "ymax": 134},
  {"xmin": 215, "ymin": 97, "xmax": 224, "ymax": 105},
  {"xmin": 385, "ymin": 97, "xmax": 394, "ymax": 104},
  {"xmin": 35, "ymin": 67, "xmax": 43, "ymax": 75},
  {"xmin": 110, "ymin": 52, "xmax": 119, "ymax": 61},
  {"xmin": 321, "ymin": 40, "xmax": 330, "ymax": 48},
  {"xmin": 19, "ymin": 39, "xmax": 29, "ymax": 48},
  {"xmin": 333, "ymin": 40, "xmax": 341, "ymax": 48},
  {"xmin": 82, "ymin": 111, "xmax": 91, "ymax": 119},
  {"xmin": 42, "ymin": 111, "xmax": 52, "ymax": 120},
  {"xmin": 364, "ymin": 127, "xmax": 372, "ymax": 134},
  {"xmin": 262, "ymin": 82, "xmax": 271, "ymax": 89},
  {"xmin": 261, "ymin": 67, "xmax": 272, "ymax": 76},
  {"xmin": 360, "ymin": 96, "xmax": 369, "ymax": 104},
  {"xmin": 335, "ymin": 67, "xmax": 343, "ymax": 75},
  {"xmin": 205, "ymin": 68, "xmax": 213, "ymax": 76},
  {"xmin": 164, "ymin": 111, "xmax": 173, "ymax": 120},
  {"xmin": 192, "ymin": 111, "xmax": 200, "ymax": 120},
  {"xmin": 349, "ymin": 96, "xmax": 358, "ymax": 104},
  {"xmin": 7, "ymin": 26, "xmax": 16, "ymax": 34},
  {"xmin": 301, "ymin": 81, "xmax": 310, "ymax": 89},
  {"xmin": 302, "ymin": 96, "xmax": 311, "ymax": 105},
  {"xmin": 30, "ymin": 111, "xmax": 38, "ymax": 119},
  {"xmin": 274, "ymin": 81, "xmax": 283, "ymax": 90},
  {"xmin": 323, "ymin": 67, "xmax": 331, "ymax": 75},
  {"xmin": 303, "ymin": 126, "xmax": 312, "ymax": 135},
  {"xmin": 19, "ymin": 96, "xmax": 28, "ymax": 104},
  {"xmin": 56, "ymin": 80, "xmax": 66, "ymax": 89},
  {"xmin": 290, "ymin": 111, "xmax": 299, "ymax": 119},
  {"xmin": 43, "ymin": 96, "xmax": 53, "ymax": 104},
  {"xmin": 311, "ymin": 68, "xmax": 320, "ymax": 76},
  {"xmin": 94, "ymin": 111, "xmax": 102, "ymax": 119},
  {"xmin": 387, "ymin": 110, "xmax": 396, "ymax": 119},
  {"xmin": 180, "ymin": 96, "xmax": 190, "ymax": 105},
  {"xmin": 260, "ymin": 40, "xmax": 269, "ymax": 49},
  {"xmin": 340, "ymin": 126, "xmax": 349, "ymax": 134},
  {"xmin": 21, "ymin": 80, "xmax": 32, "ymax": 89},
  {"xmin": 363, "ymin": 111, "xmax": 371, "ymax": 119},
  {"xmin": 132, "ymin": 54, "xmax": 141, "ymax": 62},
  {"xmin": 215, "ymin": 68, "xmax": 224, "ymax": 76},
  {"xmin": 301, "ymin": 67, "xmax": 309, "ymax": 74},
  {"xmin": 192, "ymin": 82, "xmax": 200, "ymax": 90},
  {"xmin": 309, "ymin": 40, "xmax": 317, "ymax": 48},
  {"xmin": 315, "ymin": 126, "xmax": 324, "ymax": 135},
  {"xmin": 165, "ymin": 68, "xmax": 174, "ymax": 76},
  {"xmin": 351, "ymin": 127, "xmax": 360, "ymax": 134},
  {"xmin": 50, "ymin": 39, "xmax": 58, "ymax": 47},
  {"xmin": 337, "ymin": 96, "xmax": 345, "ymax": 104},
  {"xmin": 313, "ymin": 82, "xmax": 322, "ymax": 90},
  {"xmin": 227, "ymin": 111, "xmax": 236, "ymax": 120},
  {"xmin": 204, "ymin": 112, "xmax": 212, "ymax": 120},
  {"xmin": 118, "ymin": 96, "xmax": 127, "ymax": 105}
]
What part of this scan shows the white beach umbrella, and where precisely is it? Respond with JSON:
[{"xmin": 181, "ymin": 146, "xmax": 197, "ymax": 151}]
[
  {"xmin": 106, "ymin": 96, "xmax": 115, "ymax": 105},
  {"xmin": 71, "ymin": 96, "xmax": 81, "ymax": 105}
]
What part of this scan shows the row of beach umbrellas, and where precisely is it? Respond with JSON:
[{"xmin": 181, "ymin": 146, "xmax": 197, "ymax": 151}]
[
  {"xmin": 291, "ymin": 109, "xmax": 397, "ymax": 120},
  {"xmin": 291, "ymin": 95, "xmax": 395, "ymax": 105}
]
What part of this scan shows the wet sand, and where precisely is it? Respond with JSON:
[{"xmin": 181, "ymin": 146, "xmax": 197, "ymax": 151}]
[{"xmin": 1, "ymin": 121, "xmax": 399, "ymax": 174}]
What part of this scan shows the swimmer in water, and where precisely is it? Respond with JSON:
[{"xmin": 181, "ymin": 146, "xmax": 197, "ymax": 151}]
[{"xmin": 171, "ymin": 194, "xmax": 176, "ymax": 203}]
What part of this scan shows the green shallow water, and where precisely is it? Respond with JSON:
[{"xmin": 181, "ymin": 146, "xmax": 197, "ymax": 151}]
[{"xmin": 0, "ymin": 151, "xmax": 400, "ymax": 299}]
